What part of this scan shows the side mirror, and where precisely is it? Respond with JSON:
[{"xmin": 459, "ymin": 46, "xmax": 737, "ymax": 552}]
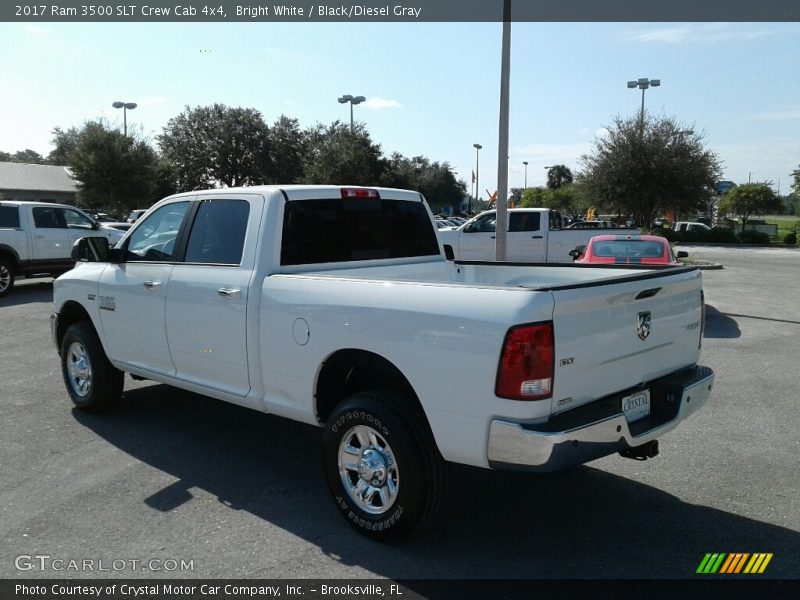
[
  {"xmin": 443, "ymin": 245, "xmax": 455, "ymax": 261},
  {"xmin": 677, "ymin": 251, "xmax": 689, "ymax": 259},
  {"xmin": 71, "ymin": 236, "xmax": 110, "ymax": 262},
  {"xmin": 91, "ymin": 221, "xmax": 100, "ymax": 230},
  {"xmin": 569, "ymin": 246, "xmax": 586, "ymax": 261}
]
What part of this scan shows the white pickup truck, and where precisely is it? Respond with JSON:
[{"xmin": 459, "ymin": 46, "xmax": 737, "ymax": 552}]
[
  {"xmin": 51, "ymin": 185, "xmax": 713, "ymax": 540},
  {"xmin": 0, "ymin": 200, "xmax": 124, "ymax": 297},
  {"xmin": 437, "ymin": 208, "xmax": 641, "ymax": 262}
]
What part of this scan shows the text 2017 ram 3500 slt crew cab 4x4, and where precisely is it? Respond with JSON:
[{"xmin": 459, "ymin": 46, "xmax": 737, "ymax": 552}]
[{"xmin": 51, "ymin": 185, "xmax": 714, "ymax": 540}]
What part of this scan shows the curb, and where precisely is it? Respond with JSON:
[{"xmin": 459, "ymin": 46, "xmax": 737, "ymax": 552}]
[{"xmin": 673, "ymin": 242, "xmax": 799, "ymax": 249}]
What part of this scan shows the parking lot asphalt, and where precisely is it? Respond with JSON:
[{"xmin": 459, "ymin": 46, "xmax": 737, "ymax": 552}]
[{"xmin": 0, "ymin": 246, "xmax": 798, "ymax": 581}]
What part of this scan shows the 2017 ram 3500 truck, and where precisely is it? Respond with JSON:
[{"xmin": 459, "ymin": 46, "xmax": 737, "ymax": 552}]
[{"xmin": 51, "ymin": 185, "xmax": 714, "ymax": 540}]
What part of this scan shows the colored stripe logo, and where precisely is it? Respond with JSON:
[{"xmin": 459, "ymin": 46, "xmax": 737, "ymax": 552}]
[{"xmin": 696, "ymin": 553, "xmax": 773, "ymax": 574}]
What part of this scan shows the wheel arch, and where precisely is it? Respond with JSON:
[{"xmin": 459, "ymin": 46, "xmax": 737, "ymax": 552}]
[
  {"xmin": 0, "ymin": 245, "xmax": 20, "ymax": 266},
  {"xmin": 55, "ymin": 301, "xmax": 96, "ymax": 352},
  {"xmin": 315, "ymin": 349, "xmax": 430, "ymax": 429}
]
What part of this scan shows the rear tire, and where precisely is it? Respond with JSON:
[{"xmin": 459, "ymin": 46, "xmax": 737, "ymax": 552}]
[
  {"xmin": 0, "ymin": 259, "xmax": 14, "ymax": 298},
  {"xmin": 60, "ymin": 322, "xmax": 123, "ymax": 411},
  {"xmin": 322, "ymin": 390, "xmax": 447, "ymax": 541}
]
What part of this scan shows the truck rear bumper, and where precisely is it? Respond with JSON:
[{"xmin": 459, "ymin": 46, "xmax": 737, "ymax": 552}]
[{"xmin": 487, "ymin": 365, "xmax": 714, "ymax": 472}]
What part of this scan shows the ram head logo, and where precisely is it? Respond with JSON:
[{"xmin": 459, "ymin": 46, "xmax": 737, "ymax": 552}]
[{"xmin": 637, "ymin": 311, "xmax": 652, "ymax": 341}]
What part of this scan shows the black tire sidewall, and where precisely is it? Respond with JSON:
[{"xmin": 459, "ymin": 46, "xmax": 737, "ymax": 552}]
[
  {"xmin": 323, "ymin": 393, "xmax": 429, "ymax": 540},
  {"xmin": 60, "ymin": 322, "xmax": 118, "ymax": 411},
  {"xmin": 0, "ymin": 259, "xmax": 14, "ymax": 298}
]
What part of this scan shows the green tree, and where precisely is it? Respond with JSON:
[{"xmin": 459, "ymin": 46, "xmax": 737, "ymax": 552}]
[
  {"xmin": 791, "ymin": 164, "xmax": 800, "ymax": 196},
  {"xmin": 66, "ymin": 120, "xmax": 160, "ymax": 213},
  {"xmin": 381, "ymin": 153, "xmax": 466, "ymax": 213},
  {"xmin": 158, "ymin": 104, "xmax": 271, "ymax": 190},
  {"xmin": 0, "ymin": 149, "xmax": 46, "ymax": 164},
  {"xmin": 718, "ymin": 182, "xmax": 783, "ymax": 232},
  {"xmin": 267, "ymin": 115, "xmax": 306, "ymax": 184},
  {"xmin": 48, "ymin": 126, "xmax": 82, "ymax": 165},
  {"xmin": 519, "ymin": 186, "xmax": 553, "ymax": 208},
  {"xmin": 545, "ymin": 164, "xmax": 573, "ymax": 190},
  {"xmin": 302, "ymin": 121, "xmax": 386, "ymax": 185},
  {"xmin": 550, "ymin": 183, "xmax": 593, "ymax": 220},
  {"xmin": 579, "ymin": 115, "xmax": 722, "ymax": 225}
]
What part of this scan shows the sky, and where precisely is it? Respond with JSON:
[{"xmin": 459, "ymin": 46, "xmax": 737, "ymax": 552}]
[{"xmin": 1, "ymin": 21, "xmax": 799, "ymax": 199}]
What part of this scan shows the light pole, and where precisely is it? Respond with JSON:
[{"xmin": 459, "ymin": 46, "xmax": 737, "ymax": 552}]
[
  {"xmin": 337, "ymin": 94, "xmax": 366, "ymax": 133},
  {"xmin": 472, "ymin": 143, "xmax": 482, "ymax": 213},
  {"xmin": 523, "ymin": 161, "xmax": 528, "ymax": 188},
  {"xmin": 112, "ymin": 101, "xmax": 137, "ymax": 137},
  {"xmin": 626, "ymin": 78, "xmax": 660, "ymax": 128}
]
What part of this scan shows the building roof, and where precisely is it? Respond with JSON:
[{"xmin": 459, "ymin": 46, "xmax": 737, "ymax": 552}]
[{"xmin": 0, "ymin": 162, "xmax": 78, "ymax": 193}]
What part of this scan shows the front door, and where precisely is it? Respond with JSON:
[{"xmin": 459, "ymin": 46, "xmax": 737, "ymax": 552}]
[
  {"xmin": 98, "ymin": 200, "xmax": 191, "ymax": 375},
  {"xmin": 458, "ymin": 211, "xmax": 497, "ymax": 261}
]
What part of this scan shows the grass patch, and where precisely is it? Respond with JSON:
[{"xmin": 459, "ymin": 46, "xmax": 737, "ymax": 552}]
[{"xmin": 763, "ymin": 215, "xmax": 800, "ymax": 244}]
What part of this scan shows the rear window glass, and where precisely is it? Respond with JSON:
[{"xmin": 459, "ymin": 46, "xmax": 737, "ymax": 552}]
[
  {"xmin": 281, "ymin": 198, "xmax": 439, "ymax": 265},
  {"xmin": 0, "ymin": 206, "xmax": 20, "ymax": 228},
  {"xmin": 509, "ymin": 212, "xmax": 540, "ymax": 232},
  {"xmin": 593, "ymin": 240, "xmax": 665, "ymax": 258}
]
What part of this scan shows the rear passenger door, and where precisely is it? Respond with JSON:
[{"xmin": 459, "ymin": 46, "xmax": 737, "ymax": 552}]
[
  {"xmin": 507, "ymin": 212, "xmax": 544, "ymax": 261},
  {"xmin": 30, "ymin": 206, "xmax": 71, "ymax": 261},
  {"xmin": 165, "ymin": 197, "xmax": 261, "ymax": 398}
]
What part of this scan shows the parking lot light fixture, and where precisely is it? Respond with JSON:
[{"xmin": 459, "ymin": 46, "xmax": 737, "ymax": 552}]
[
  {"xmin": 523, "ymin": 161, "xmax": 528, "ymax": 188},
  {"xmin": 472, "ymin": 143, "xmax": 482, "ymax": 213},
  {"xmin": 338, "ymin": 94, "xmax": 366, "ymax": 133},
  {"xmin": 112, "ymin": 101, "xmax": 137, "ymax": 137},
  {"xmin": 627, "ymin": 78, "xmax": 660, "ymax": 127}
]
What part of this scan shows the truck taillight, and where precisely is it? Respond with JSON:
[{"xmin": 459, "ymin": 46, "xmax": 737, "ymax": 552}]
[
  {"xmin": 340, "ymin": 187, "xmax": 381, "ymax": 199},
  {"xmin": 495, "ymin": 322, "xmax": 554, "ymax": 401}
]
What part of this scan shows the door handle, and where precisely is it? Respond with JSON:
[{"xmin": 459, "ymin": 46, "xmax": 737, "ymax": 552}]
[
  {"xmin": 532, "ymin": 235, "xmax": 543, "ymax": 239},
  {"xmin": 34, "ymin": 235, "xmax": 45, "ymax": 239},
  {"xmin": 490, "ymin": 236, "xmax": 496, "ymax": 239},
  {"xmin": 143, "ymin": 281, "xmax": 162, "ymax": 290},
  {"xmin": 218, "ymin": 288, "xmax": 241, "ymax": 299}
]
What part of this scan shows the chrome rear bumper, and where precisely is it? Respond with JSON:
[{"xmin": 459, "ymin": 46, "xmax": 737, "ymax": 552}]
[{"xmin": 488, "ymin": 366, "xmax": 714, "ymax": 472}]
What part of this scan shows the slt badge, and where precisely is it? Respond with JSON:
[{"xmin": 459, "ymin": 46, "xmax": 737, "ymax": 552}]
[{"xmin": 637, "ymin": 311, "xmax": 651, "ymax": 340}]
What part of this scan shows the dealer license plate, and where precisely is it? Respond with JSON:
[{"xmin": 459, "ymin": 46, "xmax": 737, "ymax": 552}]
[{"xmin": 622, "ymin": 389, "xmax": 651, "ymax": 423}]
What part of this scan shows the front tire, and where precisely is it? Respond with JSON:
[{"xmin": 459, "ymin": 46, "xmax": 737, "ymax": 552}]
[
  {"xmin": 0, "ymin": 259, "xmax": 14, "ymax": 298},
  {"xmin": 323, "ymin": 390, "xmax": 447, "ymax": 541},
  {"xmin": 60, "ymin": 322, "xmax": 123, "ymax": 411}
]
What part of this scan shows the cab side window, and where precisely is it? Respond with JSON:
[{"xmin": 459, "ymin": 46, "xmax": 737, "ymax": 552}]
[
  {"xmin": 465, "ymin": 213, "xmax": 497, "ymax": 233},
  {"xmin": 184, "ymin": 199, "xmax": 250, "ymax": 265},
  {"xmin": 126, "ymin": 202, "xmax": 189, "ymax": 262},
  {"xmin": 509, "ymin": 212, "xmax": 541, "ymax": 232},
  {"xmin": 32, "ymin": 207, "xmax": 67, "ymax": 229},
  {"xmin": 0, "ymin": 206, "xmax": 20, "ymax": 228},
  {"xmin": 63, "ymin": 209, "xmax": 94, "ymax": 229}
]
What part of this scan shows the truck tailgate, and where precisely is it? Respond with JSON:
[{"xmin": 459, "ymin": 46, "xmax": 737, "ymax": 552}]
[{"xmin": 548, "ymin": 268, "xmax": 703, "ymax": 415}]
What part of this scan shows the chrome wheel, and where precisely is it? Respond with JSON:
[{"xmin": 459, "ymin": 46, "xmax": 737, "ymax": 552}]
[
  {"xmin": 66, "ymin": 341, "xmax": 92, "ymax": 397},
  {"xmin": 338, "ymin": 424, "xmax": 399, "ymax": 515},
  {"xmin": 0, "ymin": 264, "xmax": 10, "ymax": 293}
]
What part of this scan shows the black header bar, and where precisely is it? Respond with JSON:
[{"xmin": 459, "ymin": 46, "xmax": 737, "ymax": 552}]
[{"xmin": 3, "ymin": 0, "xmax": 799, "ymax": 23}]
